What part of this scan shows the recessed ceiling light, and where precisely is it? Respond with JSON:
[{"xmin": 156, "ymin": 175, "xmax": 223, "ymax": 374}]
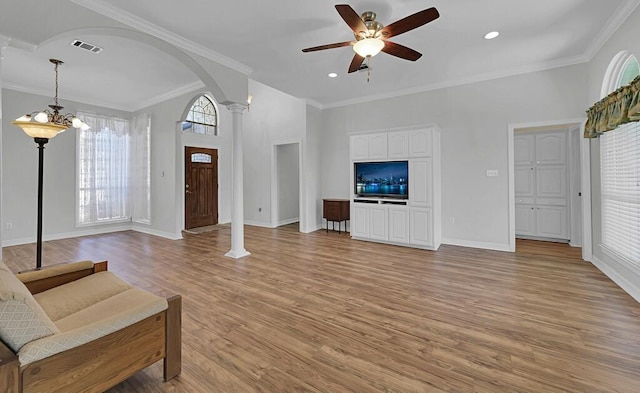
[
  {"xmin": 484, "ymin": 31, "xmax": 500, "ymax": 40},
  {"xmin": 328, "ymin": 72, "xmax": 338, "ymax": 78}
]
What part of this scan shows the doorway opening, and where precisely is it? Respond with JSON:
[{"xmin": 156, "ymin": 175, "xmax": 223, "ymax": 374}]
[
  {"xmin": 508, "ymin": 119, "xmax": 589, "ymax": 258},
  {"xmin": 271, "ymin": 143, "xmax": 301, "ymax": 229},
  {"xmin": 184, "ymin": 146, "xmax": 219, "ymax": 230}
]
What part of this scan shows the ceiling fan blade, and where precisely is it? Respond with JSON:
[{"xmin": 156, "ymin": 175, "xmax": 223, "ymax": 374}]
[
  {"xmin": 381, "ymin": 41, "xmax": 422, "ymax": 61},
  {"xmin": 302, "ymin": 41, "xmax": 354, "ymax": 53},
  {"xmin": 348, "ymin": 54, "xmax": 365, "ymax": 73},
  {"xmin": 335, "ymin": 4, "xmax": 367, "ymax": 35},
  {"xmin": 381, "ymin": 7, "xmax": 439, "ymax": 39}
]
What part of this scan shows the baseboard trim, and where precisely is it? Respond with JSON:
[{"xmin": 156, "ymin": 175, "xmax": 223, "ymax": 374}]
[
  {"xmin": 591, "ymin": 255, "xmax": 640, "ymax": 303},
  {"xmin": 300, "ymin": 224, "xmax": 323, "ymax": 234},
  {"xmin": 277, "ymin": 218, "xmax": 300, "ymax": 227},
  {"xmin": 132, "ymin": 226, "xmax": 182, "ymax": 240},
  {"xmin": 441, "ymin": 238, "xmax": 512, "ymax": 252},
  {"xmin": 2, "ymin": 224, "xmax": 132, "ymax": 247},
  {"xmin": 244, "ymin": 220, "xmax": 274, "ymax": 228}
]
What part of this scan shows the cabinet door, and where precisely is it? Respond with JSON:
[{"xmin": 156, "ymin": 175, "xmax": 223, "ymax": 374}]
[
  {"xmin": 515, "ymin": 205, "xmax": 536, "ymax": 236},
  {"xmin": 352, "ymin": 204, "xmax": 369, "ymax": 238},
  {"xmin": 369, "ymin": 134, "xmax": 388, "ymax": 159},
  {"xmin": 388, "ymin": 131, "xmax": 409, "ymax": 158},
  {"xmin": 388, "ymin": 206, "xmax": 409, "ymax": 243},
  {"xmin": 535, "ymin": 132, "xmax": 566, "ymax": 165},
  {"xmin": 536, "ymin": 205, "xmax": 568, "ymax": 239},
  {"xmin": 350, "ymin": 135, "xmax": 369, "ymax": 160},
  {"xmin": 514, "ymin": 167, "xmax": 535, "ymax": 197},
  {"xmin": 536, "ymin": 165, "xmax": 567, "ymax": 199},
  {"xmin": 409, "ymin": 208, "xmax": 432, "ymax": 247},
  {"xmin": 369, "ymin": 205, "xmax": 388, "ymax": 240},
  {"xmin": 409, "ymin": 158, "xmax": 432, "ymax": 207},
  {"xmin": 408, "ymin": 128, "xmax": 432, "ymax": 157},
  {"xmin": 514, "ymin": 134, "xmax": 535, "ymax": 165}
]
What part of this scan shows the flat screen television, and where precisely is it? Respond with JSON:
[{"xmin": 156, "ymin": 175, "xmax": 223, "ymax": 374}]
[{"xmin": 354, "ymin": 161, "xmax": 409, "ymax": 199}]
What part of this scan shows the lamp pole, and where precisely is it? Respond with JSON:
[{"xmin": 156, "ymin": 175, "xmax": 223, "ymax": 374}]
[
  {"xmin": 11, "ymin": 58, "xmax": 88, "ymax": 270},
  {"xmin": 34, "ymin": 137, "xmax": 49, "ymax": 270}
]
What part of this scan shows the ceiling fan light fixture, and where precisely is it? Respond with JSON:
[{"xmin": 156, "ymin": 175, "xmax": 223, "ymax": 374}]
[{"xmin": 353, "ymin": 38, "xmax": 385, "ymax": 58}]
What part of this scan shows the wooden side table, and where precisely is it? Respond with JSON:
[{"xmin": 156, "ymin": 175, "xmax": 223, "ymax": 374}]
[{"xmin": 323, "ymin": 199, "xmax": 350, "ymax": 233}]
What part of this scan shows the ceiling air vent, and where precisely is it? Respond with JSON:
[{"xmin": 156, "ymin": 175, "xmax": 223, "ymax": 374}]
[{"xmin": 71, "ymin": 39, "xmax": 103, "ymax": 54}]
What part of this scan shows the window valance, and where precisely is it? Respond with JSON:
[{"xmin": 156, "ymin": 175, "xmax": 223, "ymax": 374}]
[{"xmin": 585, "ymin": 75, "xmax": 640, "ymax": 138}]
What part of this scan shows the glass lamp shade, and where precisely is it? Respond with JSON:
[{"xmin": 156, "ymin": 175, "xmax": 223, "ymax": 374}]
[
  {"xmin": 353, "ymin": 38, "xmax": 385, "ymax": 58},
  {"xmin": 34, "ymin": 112, "xmax": 49, "ymax": 123},
  {"xmin": 12, "ymin": 120, "xmax": 67, "ymax": 139}
]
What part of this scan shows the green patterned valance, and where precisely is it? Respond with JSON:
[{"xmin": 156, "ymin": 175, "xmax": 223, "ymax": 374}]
[{"xmin": 585, "ymin": 75, "xmax": 640, "ymax": 138}]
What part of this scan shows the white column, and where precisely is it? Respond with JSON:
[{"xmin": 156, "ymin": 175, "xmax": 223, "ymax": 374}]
[
  {"xmin": 225, "ymin": 103, "xmax": 250, "ymax": 259},
  {"xmin": 0, "ymin": 36, "xmax": 9, "ymax": 256}
]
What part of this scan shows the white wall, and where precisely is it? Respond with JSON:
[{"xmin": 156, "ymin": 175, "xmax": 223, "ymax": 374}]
[
  {"xmin": 303, "ymin": 104, "xmax": 322, "ymax": 232},
  {"xmin": 585, "ymin": 6, "xmax": 640, "ymax": 300},
  {"xmin": 321, "ymin": 65, "xmax": 588, "ymax": 250},
  {"xmin": 134, "ymin": 89, "xmax": 233, "ymax": 238},
  {"xmin": 243, "ymin": 79, "xmax": 307, "ymax": 227},
  {"xmin": 276, "ymin": 143, "xmax": 299, "ymax": 225},
  {"xmin": 0, "ymin": 87, "xmax": 233, "ymax": 246},
  {"xmin": 1, "ymin": 89, "xmax": 133, "ymax": 246}
]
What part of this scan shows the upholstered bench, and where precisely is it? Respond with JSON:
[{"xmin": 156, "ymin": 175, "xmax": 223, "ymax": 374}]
[{"xmin": 0, "ymin": 260, "xmax": 181, "ymax": 393}]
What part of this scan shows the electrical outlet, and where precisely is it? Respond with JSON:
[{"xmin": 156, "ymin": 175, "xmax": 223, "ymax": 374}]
[
  {"xmin": 258, "ymin": 207, "xmax": 262, "ymax": 212},
  {"xmin": 449, "ymin": 217, "xmax": 455, "ymax": 224},
  {"xmin": 6, "ymin": 222, "xmax": 13, "ymax": 230},
  {"xmin": 486, "ymin": 169, "xmax": 499, "ymax": 177}
]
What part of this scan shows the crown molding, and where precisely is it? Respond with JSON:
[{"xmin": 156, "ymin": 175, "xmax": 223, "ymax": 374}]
[
  {"xmin": 3, "ymin": 79, "xmax": 211, "ymax": 114},
  {"xmin": 6, "ymin": 37, "xmax": 37, "ymax": 53},
  {"xmin": 304, "ymin": 99, "xmax": 323, "ymax": 109},
  {"xmin": 584, "ymin": 0, "xmax": 640, "ymax": 61},
  {"xmin": 321, "ymin": 55, "xmax": 589, "ymax": 109},
  {"xmin": 133, "ymin": 80, "xmax": 205, "ymax": 111},
  {"xmin": 2, "ymin": 81, "xmax": 132, "ymax": 112},
  {"xmin": 70, "ymin": 0, "xmax": 253, "ymax": 75}
]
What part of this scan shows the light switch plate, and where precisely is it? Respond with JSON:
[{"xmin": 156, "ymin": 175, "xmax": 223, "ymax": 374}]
[{"xmin": 486, "ymin": 169, "xmax": 498, "ymax": 177}]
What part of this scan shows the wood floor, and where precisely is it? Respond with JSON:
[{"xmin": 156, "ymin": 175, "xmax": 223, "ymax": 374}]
[{"xmin": 3, "ymin": 226, "xmax": 640, "ymax": 392}]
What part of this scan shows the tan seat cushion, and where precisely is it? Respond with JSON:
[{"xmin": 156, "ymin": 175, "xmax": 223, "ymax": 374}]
[
  {"xmin": 0, "ymin": 262, "xmax": 59, "ymax": 352},
  {"xmin": 55, "ymin": 288, "xmax": 167, "ymax": 332},
  {"xmin": 19, "ymin": 289, "xmax": 167, "ymax": 365},
  {"xmin": 34, "ymin": 271, "xmax": 133, "ymax": 322}
]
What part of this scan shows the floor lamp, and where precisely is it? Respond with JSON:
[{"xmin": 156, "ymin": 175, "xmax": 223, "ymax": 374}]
[{"xmin": 11, "ymin": 59, "xmax": 89, "ymax": 270}]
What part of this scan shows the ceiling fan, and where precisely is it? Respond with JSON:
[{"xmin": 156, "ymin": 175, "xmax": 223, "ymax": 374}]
[{"xmin": 302, "ymin": 4, "xmax": 440, "ymax": 74}]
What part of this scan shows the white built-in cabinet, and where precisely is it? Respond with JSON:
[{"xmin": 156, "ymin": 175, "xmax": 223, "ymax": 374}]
[
  {"xmin": 350, "ymin": 126, "xmax": 441, "ymax": 250},
  {"xmin": 350, "ymin": 133, "xmax": 388, "ymax": 160},
  {"xmin": 514, "ymin": 131, "xmax": 569, "ymax": 241}
]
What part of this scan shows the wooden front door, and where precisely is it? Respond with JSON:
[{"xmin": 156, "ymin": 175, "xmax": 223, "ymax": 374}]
[{"xmin": 185, "ymin": 147, "xmax": 218, "ymax": 229}]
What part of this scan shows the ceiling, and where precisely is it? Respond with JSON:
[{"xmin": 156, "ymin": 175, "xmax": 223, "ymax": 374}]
[{"xmin": 1, "ymin": 0, "xmax": 638, "ymax": 111}]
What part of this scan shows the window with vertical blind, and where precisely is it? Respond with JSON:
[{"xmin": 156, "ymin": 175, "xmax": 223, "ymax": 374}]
[
  {"xmin": 77, "ymin": 112, "xmax": 131, "ymax": 225},
  {"xmin": 600, "ymin": 54, "xmax": 640, "ymax": 267},
  {"xmin": 600, "ymin": 122, "xmax": 640, "ymax": 266}
]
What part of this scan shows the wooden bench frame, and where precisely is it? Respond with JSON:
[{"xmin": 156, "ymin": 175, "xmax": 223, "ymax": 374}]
[{"xmin": 0, "ymin": 261, "xmax": 181, "ymax": 393}]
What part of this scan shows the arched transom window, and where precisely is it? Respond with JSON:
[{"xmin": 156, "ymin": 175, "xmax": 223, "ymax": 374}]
[
  {"xmin": 617, "ymin": 55, "xmax": 640, "ymax": 87},
  {"xmin": 182, "ymin": 95, "xmax": 217, "ymax": 135}
]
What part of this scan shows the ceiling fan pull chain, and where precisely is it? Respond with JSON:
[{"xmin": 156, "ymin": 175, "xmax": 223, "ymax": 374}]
[{"xmin": 367, "ymin": 66, "xmax": 371, "ymax": 83}]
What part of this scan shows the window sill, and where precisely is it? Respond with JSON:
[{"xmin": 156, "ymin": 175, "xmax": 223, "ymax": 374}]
[
  {"xmin": 76, "ymin": 218, "xmax": 132, "ymax": 228},
  {"xmin": 599, "ymin": 243, "xmax": 640, "ymax": 275}
]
